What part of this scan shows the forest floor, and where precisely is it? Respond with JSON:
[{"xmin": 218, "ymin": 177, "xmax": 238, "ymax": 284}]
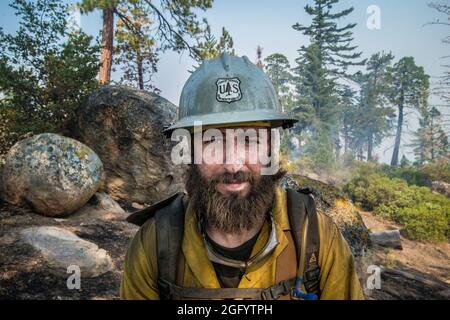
[
  {"xmin": 0, "ymin": 196, "xmax": 449, "ymax": 300},
  {"xmin": 0, "ymin": 199, "xmax": 137, "ymax": 300},
  {"xmin": 359, "ymin": 211, "xmax": 450, "ymax": 300}
]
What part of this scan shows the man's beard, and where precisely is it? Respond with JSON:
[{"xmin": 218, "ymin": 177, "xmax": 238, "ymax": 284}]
[{"xmin": 185, "ymin": 165, "xmax": 285, "ymax": 235}]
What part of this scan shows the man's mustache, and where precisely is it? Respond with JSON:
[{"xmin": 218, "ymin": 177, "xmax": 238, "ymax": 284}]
[{"xmin": 211, "ymin": 171, "xmax": 255, "ymax": 185}]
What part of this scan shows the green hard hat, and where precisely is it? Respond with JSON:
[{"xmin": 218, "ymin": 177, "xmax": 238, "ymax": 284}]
[{"xmin": 164, "ymin": 52, "xmax": 297, "ymax": 134}]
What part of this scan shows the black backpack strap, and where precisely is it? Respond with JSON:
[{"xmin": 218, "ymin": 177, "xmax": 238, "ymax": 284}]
[
  {"xmin": 126, "ymin": 192, "xmax": 182, "ymax": 226},
  {"xmin": 124, "ymin": 192, "xmax": 186, "ymax": 299},
  {"xmin": 154, "ymin": 194, "xmax": 186, "ymax": 299},
  {"xmin": 303, "ymin": 193, "xmax": 320, "ymax": 294},
  {"xmin": 286, "ymin": 188, "xmax": 321, "ymax": 297}
]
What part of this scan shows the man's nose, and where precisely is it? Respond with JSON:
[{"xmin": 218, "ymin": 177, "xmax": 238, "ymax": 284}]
[
  {"xmin": 223, "ymin": 138, "xmax": 246, "ymax": 172},
  {"xmin": 223, "ymin": 162, "xmax": 244, "ymax": 174}
]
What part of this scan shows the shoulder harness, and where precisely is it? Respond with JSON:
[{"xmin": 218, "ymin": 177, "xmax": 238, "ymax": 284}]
[{"xmin": 126, "ymin": 188, "xmax": 320, "ymax": 300}]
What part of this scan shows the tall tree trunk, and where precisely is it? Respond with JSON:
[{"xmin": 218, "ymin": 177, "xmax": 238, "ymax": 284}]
[
  {"xmin": 137, "ymin": 50, "xmax": 144, "ymax": 90},
  {"xmin": 357, "ymin": 148, "xmax": 365, "ymax": 161},
  {"xmin": 430, "ymin": 117, "xmax": 435, "ymax": 161},
  {"xmin": 344, "ymin": 127, "xmax": 349, "ymax": 154},
  {"xmin": 391, "ymin": 103, "xmax": 404, "ymax": 166},
  {"xmin": 367, "ymin": 131, "xmax": 373, "ymax": 161},
  {"xmin": 99, "ymin": 8, "xmax": 114, "ymax": 85}
]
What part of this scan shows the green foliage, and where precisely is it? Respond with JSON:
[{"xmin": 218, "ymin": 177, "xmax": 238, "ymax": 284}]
[
  {"xmin": 410, "ymin": 106, "xmax": 449, "ymax": 165},
  {"xmin": 195, "ymin": 25, "xmax": 234, "ymax": 61},
  {"xmin": 387, "ymin": 57, "xmax": 430, "ymax": 111},
  {"xmin": 291, "ymin": 0, "xmax": 364, "ymax": 170},
  {"xmin": 128, "ymin": 0, "xmax": 214, "ymax": 54},
  {"xmin": 264, "ymin": 53, "xmax": 294, "ymax": 110},
  {"xmin": 192, "ymin": 24, "xmax": 234, "ymax": 72},
  {"xmin": 0, "ymin": 0, "xmax": 99, "ymax": 155},
  {"xmin": 382, "ymin": 165, "xmax": 432, "ymax": 187},
  {"xmin": 302, "ymin": 126, "xmax": 337, "ymax": 174},
  {"xmin": 79, "ymin": 0, "xmax": 224, "ymax": 88},
  {"xmin": 345, "ymin": 169, "xmax": 450, "ymax": 242},
  {"xmin": 293, "ymin": 43, "xmax": 338, "ymax": 133},
  {"xmin": 350, "ymin": 161, "xmax": 433, "ymax": 187},
  {"xmin": 395, "ymin": 204, "xmax": 449, "ymax": 242},
  {"xmin": 421, "ymin": 157, "xmax": 450, "ymax": 183},
  {"xmin": 292, "ymin": 0, "xmax": 364, "ymax": 73},
  {"xmin": 114, "ymin": 0, "xmax": 159, "ymax": 91}
]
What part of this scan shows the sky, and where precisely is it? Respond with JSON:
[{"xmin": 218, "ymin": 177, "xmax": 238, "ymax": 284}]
[{"xmin": 0, "ymin": 0, "xmax": 449, "ymax": 163}]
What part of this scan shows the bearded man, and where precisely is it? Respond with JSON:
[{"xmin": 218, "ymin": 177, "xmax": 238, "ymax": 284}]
[{"xmin": 120, "ymin": 53, "xmax": 364, "ymax": 300}]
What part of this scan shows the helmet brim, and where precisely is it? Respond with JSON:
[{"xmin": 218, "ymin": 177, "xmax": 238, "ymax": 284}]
[{"xmin": 163, "ymin": 110, "xmax": 298, "ymax": 136}]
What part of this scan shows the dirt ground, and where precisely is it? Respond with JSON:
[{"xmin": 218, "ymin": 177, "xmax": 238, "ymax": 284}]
[
  {"xmin": 0, "ymin": 199, "xmax": 138, "ymax": 300},
  {"xmin": 359, "ymin": 211, "xmax": 450, "ymax": 300},
  {"xmin": 0, "ymin": 196, "xmax": 449, "ymax": 300}
]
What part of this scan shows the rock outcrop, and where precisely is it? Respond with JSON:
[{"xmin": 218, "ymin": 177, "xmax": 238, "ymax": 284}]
[
  {"xmin": 77, "ymin": 86, "xmax": 184, "ymax": 204},
  {"xmin": 19, "ymin": 226, "xmax": 113, "ymax": 278},
  {"xmin": 2, "ymin": 133, "xmax": 103, "ymax": 217}
]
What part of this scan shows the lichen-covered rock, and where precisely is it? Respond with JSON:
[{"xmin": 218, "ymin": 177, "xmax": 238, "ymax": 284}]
[
  {"xmin": 77, "ymin": 85, "xmax": 184, "ymax": 204},
  {"xmin": 19, "ymin": 226, "xmax": 112, "ymax": 278},
  {"xmin": 2, "ymin": 133, "xmax": 103, "ymax": 217},
  {"xmin": 71, "ymin": 192, "xmax": 126, "ymax": 221}
]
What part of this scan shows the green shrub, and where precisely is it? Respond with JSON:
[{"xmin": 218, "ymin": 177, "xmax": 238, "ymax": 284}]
[
  {"xmin": 421, "ymin": 158, "xmax": 450, "ymax": 184},
  {"xmin": 350, "ymin": 159, "xmax": 450, "ymax": 188},
  {"xmin": 378, "ymin": 164, "xmax": 432, "ymax": 187},
  {"xmin": 345, "ymin": 172, "xmax": 450, "ymax": 242},
  {"xmin": 396, "ymin": 204, "xmax": 448, "ymax": 242}
]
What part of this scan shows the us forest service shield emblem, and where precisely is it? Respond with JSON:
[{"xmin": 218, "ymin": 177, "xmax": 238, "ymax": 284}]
[{"xmin": 216, "ymin": 77, "xmax": 242, "ymax": 103}]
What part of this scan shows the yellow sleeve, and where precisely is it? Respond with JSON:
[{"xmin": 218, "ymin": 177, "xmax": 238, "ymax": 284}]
[
  {"xmin": 120, "ymin": 218, "xmax": 160, "ymax": 300},
  {"xmin": 317, "ymin": 213, "xmax": 365, "ymax": 300}
]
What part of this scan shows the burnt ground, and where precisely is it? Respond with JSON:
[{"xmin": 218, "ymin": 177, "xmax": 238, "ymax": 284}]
[
  {"xmin": 0, "ymin": 199, "xmax": 137, "ymax": 300},
  {"xmin": 359, "ymin": 211, "xmax": 450, "ymax": 300},
  {"xmin": 0, "ymin": 196, "xmax": 449, "ymax": 300}
]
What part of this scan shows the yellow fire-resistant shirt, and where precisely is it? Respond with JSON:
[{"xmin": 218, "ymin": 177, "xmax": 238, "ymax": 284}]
[{"xmin": 120, "ymin": 187, "xmax": 364, "ymax": 300}]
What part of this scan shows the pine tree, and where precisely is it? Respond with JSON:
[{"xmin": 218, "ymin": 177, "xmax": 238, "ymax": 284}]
[
  {"xmin": 411, "ymin": 106, "xmax": 449, "ymax": 165},
  {"xmin": 225, "ymin": 82, "xmax": 231, "ymax": 95},
  {"xmin": 79, "ymin": 0, "xmax": 214, "ymax": 85},
  {"xmin": 264, "ymin": 53, "xmax": 295, "ymax": 112},
  {"xmin": 292, "ymin": 43, "xmax": 337, "ymax": 133},
  {"xmin": 114, "ymin": 1, "xmax": 158, "ymax": 91},
  {"xmin": 387, "ymin": 57, "xmax": 430, "ymax": 166},
  {"xmin": 292, "ymin": 0, "xmax": 364, "ymax": 165},
  {"xmin": 79, "ymin": 0, "xmax": 119, "ymax": 85},
  {"xmin": 351, "ymin": 52, "xmax": 395, "ymax": 161},
  {"xmin": 400, "ymin": 155, "xmax": 411, "ymax": 168},
  {"xmin": 195, "ymin": 25, "xmax": 234, "ymax": 61},
  {"xmin": 293, "ymin": 0, "xmax": 364, "ymax": 75}
]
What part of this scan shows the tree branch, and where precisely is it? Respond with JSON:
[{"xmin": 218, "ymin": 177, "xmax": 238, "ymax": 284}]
[{"xmin": 142, "ymin": 0, "xmax": 200, "ymax": 60}]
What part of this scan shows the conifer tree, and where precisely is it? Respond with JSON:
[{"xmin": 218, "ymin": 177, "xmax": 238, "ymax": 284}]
[{"xmin": 387, "ymin": 57, "xmax": 430, "ymax": 166}]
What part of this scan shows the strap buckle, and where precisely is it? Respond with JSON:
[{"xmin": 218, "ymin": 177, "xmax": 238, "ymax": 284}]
[
  {"xmin": 261, "ymin": 287, "xmax": 277, "ymax": 300},
  {"xmin": 261, "ymin": 281, "xmax": 292, "ymax": 300}
]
